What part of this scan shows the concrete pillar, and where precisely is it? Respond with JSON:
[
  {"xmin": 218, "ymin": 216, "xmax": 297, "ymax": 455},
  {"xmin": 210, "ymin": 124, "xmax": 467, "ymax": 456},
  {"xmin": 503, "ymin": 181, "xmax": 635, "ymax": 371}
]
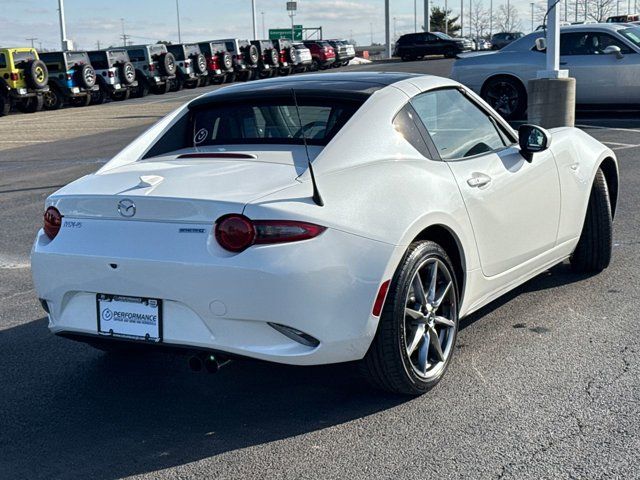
[{"xmin": 527, "ymin": 78, "xmax": 576, "ymax": 128}]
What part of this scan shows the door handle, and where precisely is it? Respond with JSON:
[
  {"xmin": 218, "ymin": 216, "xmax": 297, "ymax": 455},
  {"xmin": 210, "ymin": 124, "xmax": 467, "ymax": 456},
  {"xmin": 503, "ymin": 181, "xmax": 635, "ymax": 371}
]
[{"xmin": 467, "ymin": 173, "xmax": 492, "ymax": 188}]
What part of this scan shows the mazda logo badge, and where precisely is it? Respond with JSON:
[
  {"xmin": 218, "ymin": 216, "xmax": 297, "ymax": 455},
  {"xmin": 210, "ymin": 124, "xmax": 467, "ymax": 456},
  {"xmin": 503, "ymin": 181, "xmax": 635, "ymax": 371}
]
[{"xmin": 117, "ymin": 199, "xmax": 136, "ymax": 218}]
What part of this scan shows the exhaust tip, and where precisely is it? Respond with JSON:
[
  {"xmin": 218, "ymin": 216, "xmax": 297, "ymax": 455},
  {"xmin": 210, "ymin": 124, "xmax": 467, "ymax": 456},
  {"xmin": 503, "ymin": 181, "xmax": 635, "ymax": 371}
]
[{"xmin": 188, "ymin": 355, "xmax": 203, "ymax": 372}]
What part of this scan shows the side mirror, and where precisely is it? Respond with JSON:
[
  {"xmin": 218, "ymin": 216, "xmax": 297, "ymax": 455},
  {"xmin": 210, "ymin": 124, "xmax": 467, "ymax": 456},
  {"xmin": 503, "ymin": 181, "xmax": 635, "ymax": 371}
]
[
  {"xmin": 518, "ymin": 124, "xmax": 551, "ymax": 162},
  {"xmin": 535, "ymin": 37, "xmax": 547, "ymax": 51},
  {"xmin": 603, "ymin": 45, "xmax": 623, "ymax": 59}
]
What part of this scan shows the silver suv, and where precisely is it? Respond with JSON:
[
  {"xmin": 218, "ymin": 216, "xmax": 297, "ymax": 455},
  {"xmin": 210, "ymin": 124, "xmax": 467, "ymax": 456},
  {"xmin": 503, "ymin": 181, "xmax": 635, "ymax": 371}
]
[
  {"xmin": 87, "ymin": 49, "xmax": 137, "ymax": 104},
  {"xmin": 166, "ymin": 43, "xmax": 208, "ymax": 91},
  {"xmin": 123, "ymin": 44, "xmax": 177, "ymax": 97}
]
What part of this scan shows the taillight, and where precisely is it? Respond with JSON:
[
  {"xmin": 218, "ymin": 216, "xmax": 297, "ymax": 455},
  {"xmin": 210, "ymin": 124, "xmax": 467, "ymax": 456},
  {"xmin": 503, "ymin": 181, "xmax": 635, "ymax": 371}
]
[
  {"xmin": 149, "ymin": 63, "xmax": 156, "ymax": 72},
  {"xmin": 279, "ymin": 49, "xmax": 286, "ymax": 62},
  {"xmin": 10, "ymin": 72, "xmax": 19, "ymax": 81},
  {"xmin": 215, "ymin": 214, "xmax": 326, "ymax": 253},
  {"xmin": 44, "ymin": 207, "xmax": 62, "ymax": 240},
  {"xmin": 66, "ymin": 73, "xmax": 72, "ymax": 80},
  {"xmin": 107, "ymin": 70, "xmax": 115, "ymax": 78},
  {"xmin": 237, "ymin": 53, "xmax": 244, "ymax": 61}
]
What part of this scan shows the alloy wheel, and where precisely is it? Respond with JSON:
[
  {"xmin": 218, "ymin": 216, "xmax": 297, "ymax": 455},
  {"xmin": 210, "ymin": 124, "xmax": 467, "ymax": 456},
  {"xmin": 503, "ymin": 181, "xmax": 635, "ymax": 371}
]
[
  {"xmin": 404, "ymin": 258, "xmax": 457, "ymax": 380},
  {"xmin": 486, "ymin": 81, "xmax": 518, "ymax": 117}
]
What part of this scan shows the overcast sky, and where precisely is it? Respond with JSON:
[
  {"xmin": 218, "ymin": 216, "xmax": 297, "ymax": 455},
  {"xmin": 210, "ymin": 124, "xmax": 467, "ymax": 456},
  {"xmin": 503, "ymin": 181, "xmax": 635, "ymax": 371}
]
[{"xmin": 1, "ymin": 0, "xmax": 535, "ymax": 50}]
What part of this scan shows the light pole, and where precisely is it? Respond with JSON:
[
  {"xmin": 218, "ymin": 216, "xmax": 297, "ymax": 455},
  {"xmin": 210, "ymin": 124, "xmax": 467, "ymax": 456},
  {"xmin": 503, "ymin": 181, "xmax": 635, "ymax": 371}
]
[
  {"xmin": 460, "ymin": 0, "xmax": 464, "ymax": 37},
  {"xmin": 414, "ymin": 0, "xmax": 418, "ymax": 31},
  {"xmin": 176, "ymin": 0, "xmax": 182, "ymax": 43},
  {"xmin": 490, "ymin": 0, "xmax": 493, "ymax": 35},
  {"xmin": 424, "ymin": 0, "xmax": 430, "ymax": 31},
  {"xmin": 385, "ymin": 0, "xmax": 391, "ymax": 58},
  {"xmin": 261, "ymin": 11, "xmax": 266, "ymax": 38},
  {"xmin": 287, "ymin": 1, "xmax": 297, "ymax": 41},
  {"xmin": 445, "ymin": 0, "xmax": 449, "ymax": 34},
  {"xmin": 57, "ymin": 0, "xmax": 68, "ymax": 51},
  {"xmin": 393, "ymin": 16, "xmax": 397, "ymax": 40},
  {"xmin": 251, "ymin": 0, "xmax": 257, "ymax": 40},
  {"xmin": 531, "ymin": 2, "xmax": 534, "ymax": 31}
]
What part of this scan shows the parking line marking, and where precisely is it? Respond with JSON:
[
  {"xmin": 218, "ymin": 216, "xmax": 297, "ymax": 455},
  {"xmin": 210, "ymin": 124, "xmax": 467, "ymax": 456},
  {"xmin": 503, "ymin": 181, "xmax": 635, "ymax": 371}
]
[{"xmin": 577, "ymin": 124, "xmax": 640, "ymax": 134}]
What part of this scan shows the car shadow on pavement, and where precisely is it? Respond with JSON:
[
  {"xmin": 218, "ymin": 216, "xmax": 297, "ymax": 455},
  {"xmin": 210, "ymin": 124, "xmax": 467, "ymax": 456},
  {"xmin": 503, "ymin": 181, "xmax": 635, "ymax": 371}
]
[
  {"xmin": 0, "ymin": 317, "xmax": 408, "ymax": 479},
  {"xmin": 460, "ymin": 262, "xmax": 593, "ymax": 331}
]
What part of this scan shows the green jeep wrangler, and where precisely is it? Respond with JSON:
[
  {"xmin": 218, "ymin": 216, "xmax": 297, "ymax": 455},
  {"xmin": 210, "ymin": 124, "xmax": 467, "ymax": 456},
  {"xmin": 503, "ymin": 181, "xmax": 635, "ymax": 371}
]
[{"xmin": 0, "ymin": 47, "xmax": 49, "ymax": 116}]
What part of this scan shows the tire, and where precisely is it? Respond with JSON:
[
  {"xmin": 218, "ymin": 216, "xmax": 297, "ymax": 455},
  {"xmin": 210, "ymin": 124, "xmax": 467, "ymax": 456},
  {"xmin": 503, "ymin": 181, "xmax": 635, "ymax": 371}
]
[
  {"xmin": 90, "ymin": 87, "xmax": 107, "ymax": 105},
  {"xmin": 287, "ymin": 48, "xmax": 297, "ymax": 64},
  {"xmin": 269, "ymin": 49, "xmax": 279, "ymax": 66},
  {"xmin": 192, "ymin": 53, "xmax": 207, "ymax": 75},
  {"xmin": 151, "ymin": 81, "xmax": 171, "ymax": 95},
  {"xmin": 443, "ymin": 47, "xmax": 456, "ymax": 58},
  {"xmin": 132, "ymin": 78, "xmax": 149, "ymax": 98},
  {"xmin": 245, "ymin": 45, "xmax": 259, "ymax": 65},
  {"xmin": 481, "ymin": 76, "xmax": 527, "ymax": 120},
  {"xmin": 119, "ymin": 62, "xmax": 136, "ymax": 85},
  {"xmin": 170, "ymin": 78, "xmax": 183, "ymax": 92},
  {"xmin": 75, "ymin": 64, "xmax": 96, "ymax": 89},
  {"xmin": 17, "ymin": 95, "xmax": 44, "ymax": 113},
  {"xmin": 42, "ymin": 88, "xmax": 64, "ymax": 110},
  {"xmin": 69, "ymin": 94, "xmax": 91, "ymax": 107},
  {"xmin": 219, "ymin": 52, "xmax": 233, "ymax": 70},
  {"xmin": 24, "ymin": 60, "xmax": 48, "ymax": 89},
  {"xmin": 0, "ymin": 94, "xmax": 10, "ymax": 116},
  {"xmin": 571, "ymin": 168, "xmax": 613, "ymax": 273},
  {"xmin": 225, "ymin": 72, "xmax": 236, "ymax": 83},
  {"xmin": 159, "ymin": 53, "xmax": 177, "ymax": 76},
  {"xmin": 361, "ymin": 241, "xmax": 459, "ymax": 395},
  {"xmin": 110, "ymin": 89, "xmax": 130, "ymax": 101}
]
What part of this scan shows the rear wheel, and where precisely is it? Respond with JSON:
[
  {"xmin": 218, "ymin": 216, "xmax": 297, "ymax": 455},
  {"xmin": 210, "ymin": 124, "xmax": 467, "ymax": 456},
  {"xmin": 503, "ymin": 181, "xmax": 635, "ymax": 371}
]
[
  {"xmin": 151, "ymin": 81, "xmax": 170, "ymax": 95},
  {"xmin": 43, "ymin": 88, "xmax": 64, "ymax": 110},
  {"xmin": 170, "ymin": 78, "xmax": 183, "ymax": 92},
  {"xmin": 0, "ymin": 94, "xmax": 11, "ymax": 116},
  {"xmin": 132, "ymin": 78, "xmax": 149, "ymax": 98},
  {"xmin": 17, "ymin": 95, "xmax": 44, "ymax": 113},
  {"xmin": 361, "ymin": 241, "xmax": 459, "ymax": 395},
  {"xmin": 571, "ymin": 168, "xmax": 613, "ymax": 273},
  {"xmin": 482, "ymin": 76, "xmax": 527, "ymax": 120},
  {"xmin": 90, "ymin": 87, "xmax": 107, "ymax": 105},
  {"xmin": 110, "ymin": 89, "xmax": 130, "ymax": 101},
  {"xmin": 443, "ymin": 47, "xmax": 456, "ymax": 58},
  {"xmin": 69, "ymin": 94, "xmax": 91, "ymax": 107}
]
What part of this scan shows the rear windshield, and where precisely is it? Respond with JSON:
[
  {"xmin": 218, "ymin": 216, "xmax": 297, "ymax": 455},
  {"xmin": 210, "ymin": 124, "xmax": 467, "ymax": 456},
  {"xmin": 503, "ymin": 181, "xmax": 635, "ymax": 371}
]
[
  {"xmin": 13, "ymin": 51, "xmax": 37, "ymax": 65},
  {"xmin": 190, "ymin": 98, "xmax": 360, "ymax": 147},
  {"xmin": 184, "ymin": 44, "xmax": 201, "ymax": 56},
  {"xmin": 167, "ymin": 45, "xmax": 186, "ymax": 59},
  {"xmin": 145, "ymin": 97, "xmax": 362, "ymax": 157},
  {"xmin": 108, "ymin": 50, "xmax": 130, "ymax": 65},
  {"xmin": 65, "ymin": 52, "xmax": 89, "ymax": 66}
]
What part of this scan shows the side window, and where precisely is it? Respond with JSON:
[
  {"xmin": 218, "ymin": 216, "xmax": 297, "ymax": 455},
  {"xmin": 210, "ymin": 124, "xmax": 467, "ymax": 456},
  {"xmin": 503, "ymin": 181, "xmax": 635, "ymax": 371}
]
[
  {"xmin": 0, "ymin": 54, "xmax": 6, "ymax": 69},
  {"xmin": 411, "ymin": 89, "xmax": 508, "ymax": 160},
  {"xmin": 425, "ymin": 34, "xmax": 437, "ymax": 42},
  {"xmin": 392, "ymin": 104, "xmax": 433, "ymax": 158},
  {"xmin": 128, "ymin": 49, "xmax": 146, "ymax": 62},
  {"xmin": 225, "ymin": 42, "xmax": 235, "ymax": 52},
  {"xmin": 561, "ymin": 32, "xmax": 632, "ymax": 55}
]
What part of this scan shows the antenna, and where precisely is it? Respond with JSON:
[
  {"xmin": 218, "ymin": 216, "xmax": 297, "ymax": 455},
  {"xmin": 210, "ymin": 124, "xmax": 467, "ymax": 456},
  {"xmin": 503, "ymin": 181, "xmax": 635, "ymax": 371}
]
[{"xmin": 291, "ymin": 88, "xmax": 324, "ymax": 207}]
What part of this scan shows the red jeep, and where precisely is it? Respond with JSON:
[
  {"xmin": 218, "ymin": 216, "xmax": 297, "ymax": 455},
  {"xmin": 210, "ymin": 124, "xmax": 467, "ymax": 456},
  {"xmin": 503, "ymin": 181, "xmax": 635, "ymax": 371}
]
[{"xmin": 302, "ymin": 40, "xmax": 336, "ymax": 70}]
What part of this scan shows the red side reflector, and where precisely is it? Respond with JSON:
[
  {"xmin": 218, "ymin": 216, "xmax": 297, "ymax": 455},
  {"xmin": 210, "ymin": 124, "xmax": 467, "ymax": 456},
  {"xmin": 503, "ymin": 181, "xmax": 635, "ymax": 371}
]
[{"xmin": 372, "ymin": 280, "xmax": 391, "ymax": 317}]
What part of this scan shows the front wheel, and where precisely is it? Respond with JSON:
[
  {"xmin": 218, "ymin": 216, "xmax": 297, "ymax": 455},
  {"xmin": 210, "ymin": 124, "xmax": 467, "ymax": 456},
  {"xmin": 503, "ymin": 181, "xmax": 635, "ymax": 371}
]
[
  {"xmin": 482, "ymin": 76, "xmax": 527, "ymax": 120},
  {"xmin": 571, "ymin": 168, "xmax": 613, "ymax": 273},
  {"xmin": 361, "ymin": 241, "xmax": 459, "ymax": 395},
  {"xmin": 69, "ymin": 95, "xmax": 91, "ymax": 107},
  {"xmin": 0, "ymin": 94, "xmax": 11, "ymax": 116},
  {"xmin": 42, "ymin": 89, "xmax": 63, "ymax": 110}
]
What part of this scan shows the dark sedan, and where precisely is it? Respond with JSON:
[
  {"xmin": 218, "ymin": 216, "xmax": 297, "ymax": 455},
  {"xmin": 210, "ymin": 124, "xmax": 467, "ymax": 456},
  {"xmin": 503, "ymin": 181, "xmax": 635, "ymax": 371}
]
[{"xmin": 394, "ymin": 31, "xmax": 474, "ymax": 60}]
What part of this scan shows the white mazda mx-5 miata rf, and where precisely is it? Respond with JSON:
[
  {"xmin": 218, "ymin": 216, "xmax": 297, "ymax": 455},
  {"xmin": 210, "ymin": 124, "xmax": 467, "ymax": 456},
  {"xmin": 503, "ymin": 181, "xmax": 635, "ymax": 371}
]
[{"xmin": 31, "ymin": 72, "xmax": 618, "ymax": 395}]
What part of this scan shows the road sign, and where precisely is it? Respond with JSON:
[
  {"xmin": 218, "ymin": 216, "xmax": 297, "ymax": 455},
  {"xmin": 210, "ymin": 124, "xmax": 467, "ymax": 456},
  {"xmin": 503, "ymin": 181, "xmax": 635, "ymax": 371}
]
[{"xmin": 269, "ymin": 25, "xmax": 303, "ymax": 41}]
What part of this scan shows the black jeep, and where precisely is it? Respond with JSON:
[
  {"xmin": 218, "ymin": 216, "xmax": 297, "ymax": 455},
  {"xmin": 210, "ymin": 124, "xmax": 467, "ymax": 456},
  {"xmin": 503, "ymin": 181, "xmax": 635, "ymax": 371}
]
[
  {"xmin": 39, "ymin": 51, "xmax": 98, "ymax": 109},
  {"xmin": 166, "ymin": 43, "xmax": 208, "ymax": 91},
  {"xmin": 209, "ymin": 39, "xmax": 259, "ymax": 82},
  {"xmin": 250, "ymin": 40, "xmax": 280, "ymax": 79},
  {"xmin": 87, "ymin": 49, "xmax": 137, "ymax": 103},
  {"xmin": 271, "ymin": 39, "xmax": 297, "ymax": 76},
  {"xmin": 197, "ymin": 42, "xmax": 234, "ymax": 84}
]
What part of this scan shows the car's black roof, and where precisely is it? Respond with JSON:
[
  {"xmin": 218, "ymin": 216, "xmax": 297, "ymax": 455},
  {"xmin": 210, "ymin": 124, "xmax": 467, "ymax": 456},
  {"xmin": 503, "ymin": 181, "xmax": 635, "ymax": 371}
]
[{"xmin": 189, "ymin": 72, "xmax": 421, "ymax": 107}]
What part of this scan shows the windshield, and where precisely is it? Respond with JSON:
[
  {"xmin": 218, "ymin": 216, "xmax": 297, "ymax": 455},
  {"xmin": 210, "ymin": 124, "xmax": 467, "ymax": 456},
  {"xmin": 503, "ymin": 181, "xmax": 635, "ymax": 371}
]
[
  {"xmin": 190, "ymin": 98, "xmax": 361, "ymax": 147},
  {"xmin": 433, "ymin": 32, "xmax": 452, "ymax": 39},
  {"xmin": 619, "ymin": 27, "xmax": 640, "ymax": 48}
]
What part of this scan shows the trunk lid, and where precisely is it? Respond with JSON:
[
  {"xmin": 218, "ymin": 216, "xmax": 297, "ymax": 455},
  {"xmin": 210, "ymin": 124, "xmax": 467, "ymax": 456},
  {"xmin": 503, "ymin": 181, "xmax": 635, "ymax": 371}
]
[{"xmin": 48, "ymin": 146, "xmax": 318, "ymax": 223}]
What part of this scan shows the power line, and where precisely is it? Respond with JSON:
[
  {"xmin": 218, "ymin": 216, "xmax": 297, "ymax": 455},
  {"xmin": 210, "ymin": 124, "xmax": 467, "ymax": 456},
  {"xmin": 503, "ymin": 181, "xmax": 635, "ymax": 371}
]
[{"xmin": 26, "ymin": 37, "xmax": 38, "ymax": 49}]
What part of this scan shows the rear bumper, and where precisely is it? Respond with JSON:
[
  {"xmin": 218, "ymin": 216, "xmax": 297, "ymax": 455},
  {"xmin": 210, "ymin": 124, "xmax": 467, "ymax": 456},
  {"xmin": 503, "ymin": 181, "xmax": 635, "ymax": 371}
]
[
  {"xmin": 31, "ymin": 223, "xmax": 396, "ymax": 365},
  {"xmin": 9, "ymin": 86, "xmax": 49, "ymax": 99}
]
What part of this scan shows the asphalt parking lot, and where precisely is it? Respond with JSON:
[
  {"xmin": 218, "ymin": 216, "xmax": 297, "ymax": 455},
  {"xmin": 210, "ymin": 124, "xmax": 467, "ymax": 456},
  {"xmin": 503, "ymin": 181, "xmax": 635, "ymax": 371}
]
[{"xmin": 1, "ymin": 59, "xmax": 638, "ymax": 479}]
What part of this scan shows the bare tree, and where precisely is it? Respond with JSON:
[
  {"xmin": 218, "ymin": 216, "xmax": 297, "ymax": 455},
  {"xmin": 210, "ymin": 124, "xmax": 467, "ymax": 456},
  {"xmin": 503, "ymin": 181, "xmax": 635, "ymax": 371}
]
[
  {"xmin": 470, "ymin": 0, "xmax": 491, "ymax": 38},
  {"xmin": 564, "ymin": 0, "xmax": 616, "ymax": 22},
  {"xmin": 495, "ymin": 3, "xmax": 522, "ymax": 32}
]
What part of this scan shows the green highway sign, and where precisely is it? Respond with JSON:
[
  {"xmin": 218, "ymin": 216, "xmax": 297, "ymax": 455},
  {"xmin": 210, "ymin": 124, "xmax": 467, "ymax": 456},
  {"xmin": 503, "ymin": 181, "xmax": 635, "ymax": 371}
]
[{"xmin": 269, "ymin": 25, "xmax": 303, "ymax": 41}]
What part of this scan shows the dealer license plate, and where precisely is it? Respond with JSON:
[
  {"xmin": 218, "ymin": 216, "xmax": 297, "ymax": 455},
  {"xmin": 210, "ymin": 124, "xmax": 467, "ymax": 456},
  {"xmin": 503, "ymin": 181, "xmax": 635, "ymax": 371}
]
[{"xmin": 97, "ymin": 294, "xmax": 162, "ymax": 341}]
